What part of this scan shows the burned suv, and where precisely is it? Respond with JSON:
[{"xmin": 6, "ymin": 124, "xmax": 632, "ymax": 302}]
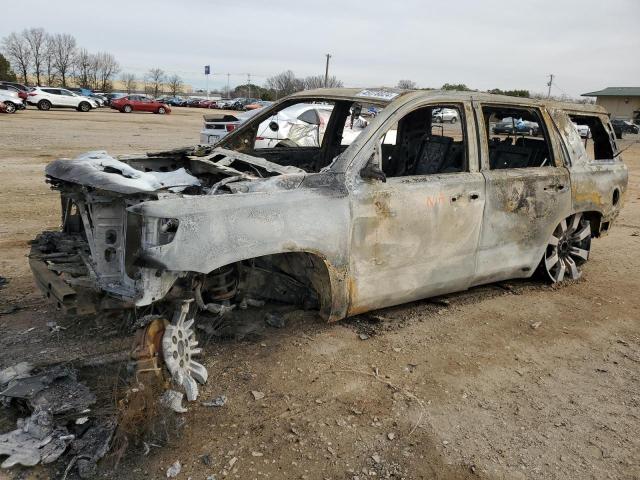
[{"xmin": 30, "ymin": 88, "xmax": 628, "ymax": 399}]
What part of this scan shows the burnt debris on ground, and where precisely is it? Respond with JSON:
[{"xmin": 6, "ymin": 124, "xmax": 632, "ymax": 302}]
[{"xmin": 0, "ymin": 362, "xmax": 116, "ymax": 477}]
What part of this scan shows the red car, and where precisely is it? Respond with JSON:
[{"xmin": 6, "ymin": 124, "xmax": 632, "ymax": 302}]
[{"xmin": 110, "ymin": 95, "xmax": 171, "ymax": 114}]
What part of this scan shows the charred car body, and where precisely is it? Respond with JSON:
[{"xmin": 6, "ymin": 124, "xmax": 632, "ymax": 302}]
[{"xmin": 30, "ymin": 88, "xmax": 627, "ymax": 398}]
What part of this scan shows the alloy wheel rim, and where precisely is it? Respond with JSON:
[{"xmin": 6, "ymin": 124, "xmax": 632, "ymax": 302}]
[{"xmin": 544, "ymin": 212, "xmax": 591, "ymax": 282}]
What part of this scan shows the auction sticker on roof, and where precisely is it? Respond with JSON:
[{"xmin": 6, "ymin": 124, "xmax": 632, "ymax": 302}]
[{"xmin": 355, "ymin": 89, "xmax": 400, "ymax": 101}]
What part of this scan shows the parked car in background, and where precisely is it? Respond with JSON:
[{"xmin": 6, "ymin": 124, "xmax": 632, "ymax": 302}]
[
  {"xmin": 492, "ymin": 116, "xmax": 539, "ymax": 136},
  {"xmin": 0, "ymin": 83, "xmax": 29, "ymax": 102},
  {"xmin": 215, "ymin": 99, "xmax": 236, "ymax": 109},
  {"xmin": 200, "ymin": 110, "xmax": 262, "ymax": 144},
  {"xmin": 573, "ymin": 123, "xmax": 591, "ymax": 138},
  {"xmin": 0, "ymin": 101, "xmax": 6, "ymax": 113},
  {"xmin": 244, "ymin": 100, "xmax": 273, "ymax": 111},
  {"xmin": 27, "ymin": 87, "xmax": 98, "ymax": 111},
  {"xmin": 110, "ymin": 95, "xmax": 171, "ymax": 114},
  {"xmin": 0, "ymin": 90, "xmax": 25, "ymax": 113},
  {"xmin": 67, "ymin": 88, "xmax": 106, "ymax": 106},
  {"xmin": 432, "ymin": 107, "xmax": 460, "ymax": 123},
  {"xmin": 105, "ymin": 93, "xmax": 127, "ymax": 105},
  {"xmin": 185, "ymin": 98, "xmax": 203, "ymax": 107},
  {"xmin": 163, "ymin": 97, "xmax": 185, "ymax": 106},
  {"xmin": 611, "ymin": 119, "xmax": 639, "ymax": 135},
  {"xmin": 232, "ymin": 98, "xmax": 259, "ymax": 110},
  {"xmin": 0, "ymin": 81, "xmax": 30, "ymax": 98}
]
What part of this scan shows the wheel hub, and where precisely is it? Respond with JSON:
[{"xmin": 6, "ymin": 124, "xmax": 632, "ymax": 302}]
[
  {"xmin": 558, "ymin": 239, "xmax": 570, "ymax": 256},
  {"xmin": 162, "ymin": 300, "xmax": 208, "ymax": 401}
]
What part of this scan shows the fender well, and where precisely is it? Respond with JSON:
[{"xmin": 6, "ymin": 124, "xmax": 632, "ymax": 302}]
[
  {"xmin": 200, "ymin": 252, "xmax": 342, "ymax": 322},
  {"xmin": 581, "ymin": 211, "xmax": 603, "ymax": 237}
]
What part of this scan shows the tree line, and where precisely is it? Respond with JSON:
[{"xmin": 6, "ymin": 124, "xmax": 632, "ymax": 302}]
[{"xmin": 1, "ymin": 28, "xmax": 119, "ymax": 91}]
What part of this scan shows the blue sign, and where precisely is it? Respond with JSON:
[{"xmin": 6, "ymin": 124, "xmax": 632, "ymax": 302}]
[{"xmin": 204, "ymin": 65, "xmax": 210, "ymax": 75}]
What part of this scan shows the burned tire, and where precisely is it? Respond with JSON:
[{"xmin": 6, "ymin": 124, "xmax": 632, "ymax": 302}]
[
  {"xmin": 539, "ymin": 212, "xmax": 591, "ymax": 283},
  {"xmin": 37, "ymin": 99, "xmax": 51, "ymax": 111},
  {"xmin": 122, "ymin": 104, "xmax": 133, "ymax": 113},
  {"xmin": 78, "ymin": 101, "xmax": 91, "ymax": 112},
  {"xmin": 4, "ymin": 102, "xmax": 16, "ymax": 113}
]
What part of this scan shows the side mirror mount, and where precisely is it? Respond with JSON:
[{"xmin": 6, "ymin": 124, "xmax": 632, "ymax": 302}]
[
  {"xmin": 360, "ymin": 157, "xmax": 386, "ymax": 182},
  {"xmin": 269, "ymin": 121, "xmax": 279, "ymax": 132}
]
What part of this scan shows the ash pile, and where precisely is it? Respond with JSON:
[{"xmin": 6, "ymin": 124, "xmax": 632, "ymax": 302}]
[{"xmin": 0, "ymin": 362, "xmax": 115, "ymax": 478}]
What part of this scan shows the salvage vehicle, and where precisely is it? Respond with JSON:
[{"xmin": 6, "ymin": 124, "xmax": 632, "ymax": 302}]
[
  {"xmin": 110, "ymin": 95, "xmax": 171, "ymax": 114},
  {"xmin": 30, "ymin": 88, "xmax": 627, "ymax": 400},
  {"xmin": 27, "ymin": 87, "xmax": 98, "ymax": 112}
]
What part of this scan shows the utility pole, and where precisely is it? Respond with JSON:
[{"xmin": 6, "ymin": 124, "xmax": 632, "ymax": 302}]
[
  {"xmin": 547, "ymin": 74, "xmax": 554, "ymax": 98},
  {"xmin": 247, "ymin": 73, "xmax": 252, "ymax": 98},
  {"xmin": 226, "ymin": 73, "xmax": 230, "ymax": 98},
  {"xmin": 324, "ymin": 53, "xmax": 332, "ymax": 88}
]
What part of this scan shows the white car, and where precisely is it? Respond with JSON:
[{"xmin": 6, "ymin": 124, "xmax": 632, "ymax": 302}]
[
  {"xmin": 0, "ymin": 91, "xmax": 25, "ymax": 113},
  {"xmin": 573, "ymin": 123, "xmax": 591, "ymax": 139},
  {"xmin": 27, "ymin": 87, "xmax": 98, "ymax": 112},
  {"xmin": 201, "ymin": 103, "xmax": 371, "ymax": 148},
  {"xmin": 254, "ymin": 103, "xmax": 335, "ymax": 148},
  {"xmin": 200, "ymin": 110, "xmax": 261, "ymax": 145},
  {"xmin": 432, "ymin": 107, "xmax": 460, "ymax": 123}
]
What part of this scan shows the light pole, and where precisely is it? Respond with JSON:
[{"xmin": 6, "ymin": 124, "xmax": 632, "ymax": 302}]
[{"xmin": 324, "ymin": 53, "xmax": 332, "ymax": 88}]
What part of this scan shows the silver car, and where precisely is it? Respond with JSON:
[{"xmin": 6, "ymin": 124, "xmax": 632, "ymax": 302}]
[{"xmin": 30, "ymin": 88, "xmax": 627, "ymax": 399}]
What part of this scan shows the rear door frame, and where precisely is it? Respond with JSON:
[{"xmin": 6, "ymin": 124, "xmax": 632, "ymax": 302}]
[{"xmin": 472, "ymin": 100, "xmax": 572, "ymax": 285}]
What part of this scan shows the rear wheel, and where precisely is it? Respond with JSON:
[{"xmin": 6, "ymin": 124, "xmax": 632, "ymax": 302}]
[
  {"xmin": 78, "ymin": 101, "xmax": 90, "ymax": 112},
  {"xmin": 37, "ymin": 99, "xmax": 51, "ymax": 111},
  {"xmin": 122, "ymin": 104, "xmax": 133, "ymax": 113},
  {"xmin": 4, "ymin": 102, "xmax": 16, "ymax": 113},
  {"xmin": 540, "ymin": 212, "xmax": 591, "ymax": 283}
]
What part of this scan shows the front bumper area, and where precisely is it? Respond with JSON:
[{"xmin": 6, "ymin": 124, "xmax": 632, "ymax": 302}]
[{"xmin": 29, "ymin": 233, "xmax": 98, "ymax": 315}]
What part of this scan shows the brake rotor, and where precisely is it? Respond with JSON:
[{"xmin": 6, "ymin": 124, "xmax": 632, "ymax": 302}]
[
  {"xmin": 131, "ymin": 316, "xmax": 168, "ymax": 376},
  {"xmin": 162, "ymin": 300, "xmax": 208, "ymax": 401}
]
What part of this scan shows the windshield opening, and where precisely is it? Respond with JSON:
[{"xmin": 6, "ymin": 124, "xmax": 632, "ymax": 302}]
[{"xmin": 217, "ymin": 98, "xmax": 388, "ymax": 173}]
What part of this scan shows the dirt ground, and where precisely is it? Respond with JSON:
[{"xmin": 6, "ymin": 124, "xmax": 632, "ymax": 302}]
[{"xmin": 0, "ymin": 107, "xmax": 639, "ymax": 480}]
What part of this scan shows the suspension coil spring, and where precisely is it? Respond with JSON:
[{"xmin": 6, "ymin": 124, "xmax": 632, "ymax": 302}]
[{"xmin": 204, "ymin": 264, "xmax": 238, "ymax": 301}]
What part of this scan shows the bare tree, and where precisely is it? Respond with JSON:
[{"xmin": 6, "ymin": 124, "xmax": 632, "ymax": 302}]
[
  {"xmin": 1, "ymin": 32, "xmax": 31, "ymax": 84},
  {"xmin": 24, "ymin": 28, "xmax": 47, "ymax": 85},
  {"xmin": 303, "ymin": 75, "xmax": 343, "ymax": 89},
  {"xmin": 146, "ymin": 68, "xmax": 165, "ymax": 97},
  {"xmin": 265, "ymin": 70, "xmax": 304, "ymax": 98},
  {"xmin": 50, "ymin": 33, "xmax": 77, "ymax": 87},
  {"xmin": 74, "ymin": 48, "xmax": 93, "ymax": 88},
  {"xmin": 121, "ymin": 73, "xmax": 137, "ymax": 94},
  {"xmin": 44, "ymin": 34, "xmax": 57, "ymax": 85},
  {"xmin": 397, "ymin": 79, "xmax": 417, "ymax": 89},
  {"xmin": 167, "ymin": 74, "xmax": 183, "ymax": 96},
  {"xmin": 95, "ymin": 52, "xmax": 119, "ymax": 91}
]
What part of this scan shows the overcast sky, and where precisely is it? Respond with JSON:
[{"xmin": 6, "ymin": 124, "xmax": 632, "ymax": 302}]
[{"xmin": 3, "ymin": 0, "xmax": 639, "ymax": 97}]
